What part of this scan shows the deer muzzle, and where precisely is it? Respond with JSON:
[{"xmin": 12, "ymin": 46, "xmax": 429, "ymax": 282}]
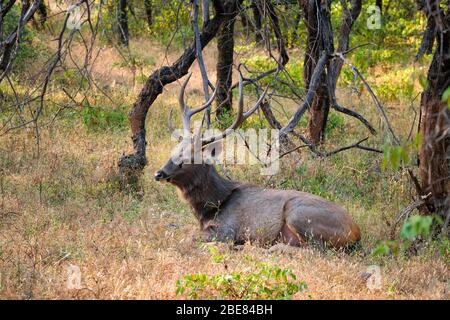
[{"xmin": 154, "ymin": 170, "xmax": 171, "ymax": 182}]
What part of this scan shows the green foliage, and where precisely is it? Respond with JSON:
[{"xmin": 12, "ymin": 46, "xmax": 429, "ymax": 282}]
[
  {"xmin": 372, "ymin": 215, "xmax": 438, "ymax": 258},
  {"xmin": 371, "ymin": 240, "xmax": 400, "ymax": 257},
  {"xmin": 147, "ymin": 1, "xmax": 192, "ymax": 47},
  {"xmin": 400, "ymin": 215, "xmax": 433, "ymax": 241},
  {"xmin": 175, "ymin": 246, "xmax": 306, "ymax": 299},
  {"xmin": 382, "ymin": 134, "xmax": 422, "ymax": 171},
  {"xmin": 113, "ymin": 54, "xmax": 155, "ymax": 69},
  {"xmin": 419, "ymin": 74, "xmax": 429, "ymax": 90},
  {"xmin": 326, "ymin": 113, "xmax": 345, "ymax": 134},
  {"xmin": 54, "ymin": 69, "xmax": 89, "ymax": 89},
  {"xmin": 2, "ymin": 4, "xmax": 39, "ymax": 69},
  {"xmin": 82, "ymin": 104, "xmax": 128, "ymax": 131},
  {"xmin": 98, "ymin": 0, "xmax": 191, "ymax": 48},
  {"xmin": 442, "ymin": 86, "xmax": 450, "ymax": 109},
  {"xmin": 215, "ymin": 107, "xmax": 268, "ymax": 131},
  {"xmin": 242, "ymin": 55, "xmax": 304, "ymax": 96},
  {"xmin": 336, "ymin": 1, "xmax": 426, "ymax": 103},
  {"xmin": 374, "ymin": 68, "xmax": 416, "ymax": 101}
]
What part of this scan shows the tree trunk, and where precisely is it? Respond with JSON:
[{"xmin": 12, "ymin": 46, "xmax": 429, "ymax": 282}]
[
  {"xmin": 252, "ymin": 0, "xmax": 263, "ymax": 44},
  {"xmin": 417, "ymin": 2, "xmax": 450, "ymax": 225},
  {"xmin": 144, "ymin": 0, "xmax": 152, "ymax": 28},
  {"xmin": 329, "ymin": 0, "xmax": 362, "ymax": 90},
  {"xmin": 117, "ymin": 0, "xmax": 129, "ymax": 46},
  {"xmin": 37, "ymin": 0, "xmax": 47, "ymax": 26},
  {"xmin": 302, "ymin": 0, "xmax": 332, "ymax": 145},
  {"xmin": 216, "ymin": 15, "xmax": 235, "ymax": 118},
  {"xmin": 302, "ymin": 0, "xmax": 361, "ymax": 145},
  {"xmin": 376, "ymin": 0, "xmax": 382, "ymax": 14}
]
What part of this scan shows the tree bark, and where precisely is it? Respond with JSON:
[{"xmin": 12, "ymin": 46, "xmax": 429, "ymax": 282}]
[
  {"xmin": 252, "ymin": 0, "xmax": 263, "ymax": 44},
  {"xmin": 301, "ymin": 0, "xmax": 361, "ymax": 145},
  {"xmin": 144, "ymin": 0, "xmax": 152, "ymax": 28},
  {"xmin": 37, "ymin": 0, "xmax": 47, "ymax": 26},
  {"xmin": 301, "ymin": 0, "xmax": 332, "ymax": 145},
  {"xmin": 329, "ymin": 0, "xmax": 362, "ymax": 90},
  {"xmin": 417, "ymin": 1, "xmax": 450, "ymax": 224},
  {"xmin": 216, "ymin": 12, "xmax": 236, "ymax": 118},
  {"xmin": 117, "ymin": 0, "xmax": 129, "ymax": 46},
  {"xmin": 0, "ymin": 0, "xmax": 40, "ymax": 74},
  {"xmin": 376, "ymin": 0, "xmax": 382, "ymax": 14}
]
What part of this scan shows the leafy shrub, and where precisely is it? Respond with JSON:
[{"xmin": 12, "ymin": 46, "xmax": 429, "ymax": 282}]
[
  {"xmin": 326, "ymin": 113, "xmax": 345, "ymax": 134},
  {"xmin": 400, "ymin": 215, "xmax": 433, "ymax": 241},
  {"xmin": 373, "ymin": 68, "xmax": 416, "ymax": 101},
  {"xmin": 372, "ymin": 215, "xmax": 440, "ymax": 258},
  {"xmin": 371, "ymin": 240, "xmax": 400, "ymax": 257},
  {"xmin": 176, "ymin": 246, "xmax": 306, "ymax": 300},
  {"xmin": 442, "ymin": 86, "xmax": 450, "ymax": 109},
  {"xmin": 381, "ymin": 133, "xmax": 422, "ymax": 172},
  {"xmin": 242, "ymin": 55, "xmax": 304, "ymax": 96},
  {"xmin": 82, "ymin": 105, "xmax": 128, "ymax": 131}
]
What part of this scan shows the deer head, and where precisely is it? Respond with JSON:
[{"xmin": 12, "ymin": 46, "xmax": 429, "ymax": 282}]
[{"xmin": 154, "ymin": 72, "xmax": 268, "ymax": 184}]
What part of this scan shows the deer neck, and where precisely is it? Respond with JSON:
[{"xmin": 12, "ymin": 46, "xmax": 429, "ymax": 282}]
[{"xmin": 176, "ymin": 165, "xmax": 238, "ymax": 220}]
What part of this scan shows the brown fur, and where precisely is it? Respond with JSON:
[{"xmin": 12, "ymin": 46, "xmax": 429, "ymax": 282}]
[{"xmin": 155, "ymin": 162, "xmax": 361, "ymax": 249}]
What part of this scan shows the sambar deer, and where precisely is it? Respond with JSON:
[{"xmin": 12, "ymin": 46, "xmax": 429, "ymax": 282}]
[{"xmin": 155, "ymin": 74, "xmax": 361, "ymax": 250}]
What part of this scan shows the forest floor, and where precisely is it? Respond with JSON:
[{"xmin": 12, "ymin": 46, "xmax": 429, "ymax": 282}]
[{"xmin": 0, "ymin": 35, "xmax": 449, "ymax": 299}]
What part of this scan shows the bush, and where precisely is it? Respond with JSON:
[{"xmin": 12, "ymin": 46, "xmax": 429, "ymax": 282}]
[
  {"xmin": 176, "ymin": 246, "xmax": 307, "ymax": 300},
  {"xmin": 242, "ymin": 55, "xmax": 304, "ymax": 97},
  {"xmin": 82, "ymin": 104, "xmax": 128, "ymax": 131}
]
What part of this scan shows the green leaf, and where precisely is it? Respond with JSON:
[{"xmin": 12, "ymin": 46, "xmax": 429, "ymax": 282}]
[
  {"xmin": 400, "ymin": 215, "xmax": 433, "ymax": 241},
  {"xmin": 371, "ymin": 240, "xmax": 398, "ymax": 257},
  {"xmin": 400, "ymin": 145, "xmax": 410, "ymax": 166},
  {"xmin": 413, "ymin": 133, "xmax": 422, "ymax": 151},
  {"xmin": 441, "ymin": 86, "xmax": 450, "ymax": 102},
  {"xmin": 389, "ymin": 147, "xmax": 401, "ymax": 171},
  {"xmin": 419, "ymin": 75, "xmax": 428, "ymax": 90}
]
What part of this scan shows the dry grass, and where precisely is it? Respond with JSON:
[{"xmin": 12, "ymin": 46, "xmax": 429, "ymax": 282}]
[{"xmin": 0, "ymin": 36, "xmax": 449, "ymax": 300}]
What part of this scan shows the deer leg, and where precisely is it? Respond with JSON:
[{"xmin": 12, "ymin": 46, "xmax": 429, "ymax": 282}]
[
  {"xmin": 196, "ymin": 221, "xmax": 237, "ymax": 243},
  {"xmin": 277, "ymin": 223, "xmax": 306, "ymax": 247}
]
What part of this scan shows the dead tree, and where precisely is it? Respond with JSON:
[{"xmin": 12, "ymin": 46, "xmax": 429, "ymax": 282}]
[
  {"xmin": 119, "ymin": 0, "xmax": 242, "ymax": 180},
  {"xmin": 416, "ymin": 0, "xmax": 450, "ymax": 230}
]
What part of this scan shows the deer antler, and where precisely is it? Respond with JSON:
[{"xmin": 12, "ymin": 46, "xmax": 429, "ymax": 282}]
[
  {"xmin": 200, "ymin": 73, "xmax": 269, "ymax": 146},
  {"xmin": 178, "ymin": 73, "xmax": 217, "ymax": 136},
  {"xmin": 170, "ymin": 72, "xmax": 268, "ymax": 146}
]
